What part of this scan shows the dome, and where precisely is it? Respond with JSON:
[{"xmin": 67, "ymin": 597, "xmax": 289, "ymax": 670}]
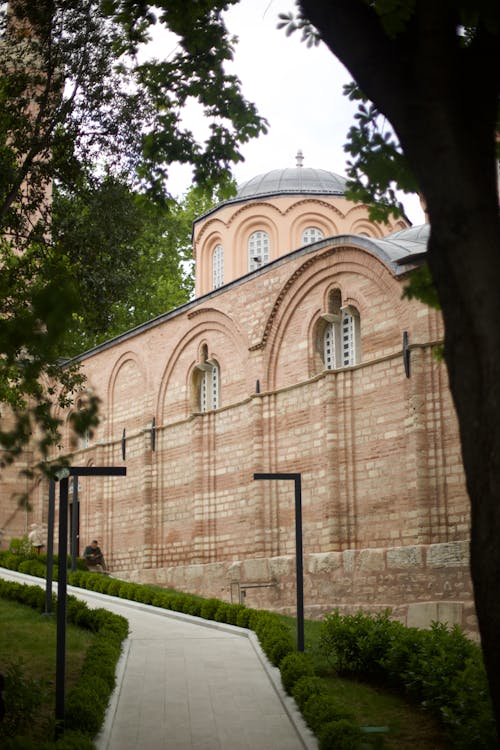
[{"xmin": 236, "ymin": 167, "xmax": 347, "ymax": 200}]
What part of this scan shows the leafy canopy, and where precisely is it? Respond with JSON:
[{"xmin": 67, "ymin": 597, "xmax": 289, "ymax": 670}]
[{"xmin": 0, "ymin": 0, "xmax": 266, "ymax": 480}]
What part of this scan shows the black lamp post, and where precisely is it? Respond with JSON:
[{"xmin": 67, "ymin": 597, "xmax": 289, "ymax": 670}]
[
  {"xmin": 54, "ymin": 465, "xmax": 126, "ymax": 739},
  {"xmin": 253, "ymin": 472, "xmax": 304, "ymax": 652}
]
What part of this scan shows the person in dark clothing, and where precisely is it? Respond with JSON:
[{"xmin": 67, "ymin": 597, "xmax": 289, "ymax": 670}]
[{"xmin": 83, "ymin": 540, "xmax": 106, "ymax": 572}]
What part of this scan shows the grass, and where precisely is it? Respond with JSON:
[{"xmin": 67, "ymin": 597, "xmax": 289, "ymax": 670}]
[
  {"xmin": 277, "ymin": 612, "xmax": 449, "ymax": 749},
  {"xmin": 0, "ymin": 597, "xmax": 95, "ymax": 743}
]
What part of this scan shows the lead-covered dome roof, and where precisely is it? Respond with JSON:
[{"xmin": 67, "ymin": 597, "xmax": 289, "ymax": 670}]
[{"xmin": 236, "ymin": 167, "xmax": 347, "ymax": 200}]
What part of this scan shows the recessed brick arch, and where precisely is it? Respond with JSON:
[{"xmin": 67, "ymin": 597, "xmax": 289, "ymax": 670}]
[
  {"xmin": 196, "ymin": 228, "xmax": 225, "ymax": 293},
  {"xmin": 289, "ymin": 209, "xmax": 338, "ymax": 249},
  {"xmin": 283, "ymin": 197, "xmax": 347, "ymax": 219},
  {"xmin": 157, "ymin": 308, "xmax": 248, "ymax": 424},
  {"xmin": 194, "ymin": 215, "xmax": 229, "ymax": 245},
  {"xmin": 262, "ymin": 245, "xmax": 408, "ymax": 389},
  {"xmin": 233, "ymin": 212, "xmax": 280, "ymax": 274},
  {"xmin": 226, "ymin": 199, "xmax": 285, "ymax": 229},
  {"xmin": 108, "ymin": 351, "xmax": 148, "ymax": 438}
]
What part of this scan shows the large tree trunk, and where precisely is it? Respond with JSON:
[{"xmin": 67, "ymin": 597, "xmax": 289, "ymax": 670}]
[{"xmin": 300, "ymin": 0, "xmax": 500, "ymax": 734}]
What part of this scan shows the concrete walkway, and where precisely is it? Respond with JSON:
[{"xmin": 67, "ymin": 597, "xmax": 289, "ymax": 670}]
[{"xmin": 0, "ymin": 569, "xmax": 317, "ymax": 750}]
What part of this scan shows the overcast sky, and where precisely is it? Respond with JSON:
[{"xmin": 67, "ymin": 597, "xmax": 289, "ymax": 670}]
[{"xmin": 154, "ymin": 0, "xmax": 425, "ymax": 225}]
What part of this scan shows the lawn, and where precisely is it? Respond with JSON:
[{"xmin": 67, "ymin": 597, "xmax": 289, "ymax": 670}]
[{"xmin": 0, "ymin": 597, "xmax": 95, "ymax": 743}]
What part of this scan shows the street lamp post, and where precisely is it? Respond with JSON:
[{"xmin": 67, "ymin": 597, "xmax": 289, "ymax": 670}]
[
  {"xmin": 253, "ymin": 472, "xmax": 304, "ymax": 652},
  {"xmin": 54, "ymin": 465, "xmax": 126, "ymax": 739}
]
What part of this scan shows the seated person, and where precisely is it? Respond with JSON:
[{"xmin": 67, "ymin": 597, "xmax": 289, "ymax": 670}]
[{"xmin": 83, "ymin": 539, "xmax": 106, "ymax": 572}]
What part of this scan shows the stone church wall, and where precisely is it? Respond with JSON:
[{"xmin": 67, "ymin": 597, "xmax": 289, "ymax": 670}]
[{"xmin": 6, "ymin": 237, "xmax": 474, "ymax": 633}]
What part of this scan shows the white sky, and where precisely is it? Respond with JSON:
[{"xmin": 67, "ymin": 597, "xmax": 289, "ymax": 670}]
[{"xmin": 152, "ymin": 0, "xmax": 425, "ymax": 224}]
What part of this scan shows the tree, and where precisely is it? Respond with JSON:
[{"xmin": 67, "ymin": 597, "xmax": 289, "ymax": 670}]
[
  {"xmin": 54, "ymin": 182, "xmax": 225, "ymax": 356},
  {"xmin": 0, "ymin": 0, "xmax": 265, "ymax": 474},
  {"xmin": 284, "ymin": 0, "xmax": 500, "ymax": 734}
]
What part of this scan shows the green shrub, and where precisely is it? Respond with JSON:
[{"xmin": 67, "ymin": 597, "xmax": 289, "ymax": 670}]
[
  {"xmin": 292, "ymin": 675, "xmax": 328, "ymax": 711},
  {"xmin": 151, "ymin": 591, "xmax": 173, "ymax": 608},
  {"xmin": 320, "ymin": 609, "xmax": 404, "ymax": 680},
  {"xmin": 118, "ymin": 582, "xmax": 136, "ymax": 599},
  {"xmin": 167, "ymin": 593, "xmax": 188, "ymax": 612},
  {"xmin": 269, "ymin": 636, "xmax": 294, "ymax": 666},
  {"xmin": 302, "ymin": 693, "xmax": 355, "ymax": 733},
  {"xmin": 235, "ymin": 607, "xmax": 251, "ymax": 628},
  {"xmin": 258, "ymin": 622, "xmax": 294, "ymax": 666},
  {"xmin": 320, "ymin": 609, "xmax": 497, "ymax": 749},
  {"xmin": 246, "ymin": 608, "xmax": 270, "ymax": 631},
  {"xmin": 200, "ymin": 597, "xmax": 223, "ymax": 620},
  {"xmin": 8, "ymin": 536, "xmax": 32, "ymax": 556},
  {"xmin": 65, "ymin": 684, "xmax": 106, "ymax": 735},
  {"xmin": 224, "ymin": 603, "xmax": 246, "ymax": 626},
  {"xmin": 214, "ymin": 603, "xmax": 230, "ymax": 622},
  {"xmin": 67, "ymin": 570, "xmax": 84, "ymax": 587},
  {"xmin": 280, "ymin": 652, "xmax": 315, "ymax": 694},
  {"xmin": 104, "ymin": 579, "xmax": 122, "ymax": 597},
  {"xmin": 0, "ymin": 660, "xmax": 47, "ymax": 740},
  {"xmin": 3, "ymin": 729, "xmax": 95, "ymax": 749},
  {"xmin": 250, "ymin": 610, "xmax": 278, "ymax": 637},
  {"xmin": 18, "ymin": 560, "xmax": 47, "ymax": 578},
  {"xmin": 440, "ymin": 656, "xmax": 497, "ymax": 750},
  {"xmin": 1, "ymin": 553, "xmax": 21, "ymax": 570},
  {"xmin": 182, "ymin": 596, "xmax": 203, "ymax": 616},
  {"xmin": 132, "ymin": 585, "xmax": 154, "ymax": 604},
  {"xmin": 318, "ymin": 719, "xmax": 364, "ymax": 750}
]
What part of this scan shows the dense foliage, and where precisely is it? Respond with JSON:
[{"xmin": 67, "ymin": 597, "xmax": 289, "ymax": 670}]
[{"xmin": 0, "ymin": 0, "xmax": 264, "ymax": 477}]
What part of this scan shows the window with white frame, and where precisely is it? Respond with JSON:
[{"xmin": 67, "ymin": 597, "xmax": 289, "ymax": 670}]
[
  {"xmin": 321, "ymin": 291, "xmax": 360, "ymax": 370},
  {"xmin": 248, "ymin": 230, "xmax": 270, "ymax": 271},
  {"xmin": 212, "ymin": 244, "xmax": 224, "ymax": 289},
  {"xmin": 323, "ymin": 323, "xmax": 336, "ymax": 369},
  {"xmin": 302, "ymin": 226, "xmax": 324, "ymax": 245},
  {"xmin": 197, "ymin": 359, "xmax": 220, "ymax": 412},
  {"xmin": 341, "ymin": 311, "xmax": 356, "ymax": 366}
]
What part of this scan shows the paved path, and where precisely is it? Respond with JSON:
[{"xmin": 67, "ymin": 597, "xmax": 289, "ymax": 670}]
[{"xmin": 0, "ymin": 570, "xmax": 317, "ymax": 750}]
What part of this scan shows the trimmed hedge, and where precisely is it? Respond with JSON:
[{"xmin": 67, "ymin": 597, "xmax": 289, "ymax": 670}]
[
  {"xmin": 0, "ymin": 578, "xmax": 128, "ymax": 748},
  {"xmin": 0, "ymin": 549, "xmax": 86, "ymax": 574}
]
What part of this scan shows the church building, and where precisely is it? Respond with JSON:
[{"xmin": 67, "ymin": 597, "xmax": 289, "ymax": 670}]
[{"xmin": 11, "ymin": 157, "xmax": 477, "ymax": 633}]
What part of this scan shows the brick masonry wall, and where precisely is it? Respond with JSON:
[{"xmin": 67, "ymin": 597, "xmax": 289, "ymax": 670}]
[{"xmin": 4, "ymin": 235, "xmax": 475, "ymax": 632}]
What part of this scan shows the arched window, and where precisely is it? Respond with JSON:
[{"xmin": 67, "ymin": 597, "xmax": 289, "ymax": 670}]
[
  {"xmin": 78, "ymin": 429, "xmax": 90, "ymax": 450},
  {"xmin": 320, "ymin": 291, "xmax": 360, "ymax": 370},
  {"xmin": 195, "ymin": 347, "xmax": 221, "ymax": 412},
  {"xmin": 302, "ymin": 227, "xmax": 324, "ymax": 245},
  {"xmin": 323, "ymin": 323, "xmax": 336, "ymax": 369},
  {"xmin": 248, "ymin": 230, "xmax": 270, "ymax": 271},
  {"xmin": 200, "ymin": 361, "xmax": 220, "ymax": 411},
  {"xmin": 212, "ymin": 244, "xmax": 224, "ymax": 289},
  {"xmin": 341, "ymin": 310, "xmax": 356, "ymax": 367}
]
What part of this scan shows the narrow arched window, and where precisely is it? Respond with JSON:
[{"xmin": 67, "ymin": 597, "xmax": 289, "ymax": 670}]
[
  {"xmin": 320, "ymin": 293, "xmax": 361, "ymax": 371},
  {"xmin": 302, "ymin": 227, "xmax": 324, "ymax": 245},
  {"xmin": 212, "ymin": 244, "xmax": 224, "ymax": 289},
  {"xmin": 248, "ymin": 231, "xmax": 270, "ymax": 271},
  {"xmin": 323, "ymin": 323, "xmax": 336, "ymax": 370},
  {"xmin": 210, "ymin": 362, "xmax": 220, "ymax": 410},
  {"xmin": 341, "ymin": 311, "xmax": 356, "ymax": 366},
  {"xmin": 196, "ymin": 357, "xmax": 220, "ymax": 412}
]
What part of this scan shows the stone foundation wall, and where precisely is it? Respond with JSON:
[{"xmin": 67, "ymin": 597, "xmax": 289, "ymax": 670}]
[{"xmin": 121, "ymin": 540, "xmax": 477, "ymax": 637}]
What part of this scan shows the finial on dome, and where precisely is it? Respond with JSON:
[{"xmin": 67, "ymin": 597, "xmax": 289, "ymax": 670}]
[{"xmin": 295, "ymin": 149, "xmax": 304, "ymax": 167}]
